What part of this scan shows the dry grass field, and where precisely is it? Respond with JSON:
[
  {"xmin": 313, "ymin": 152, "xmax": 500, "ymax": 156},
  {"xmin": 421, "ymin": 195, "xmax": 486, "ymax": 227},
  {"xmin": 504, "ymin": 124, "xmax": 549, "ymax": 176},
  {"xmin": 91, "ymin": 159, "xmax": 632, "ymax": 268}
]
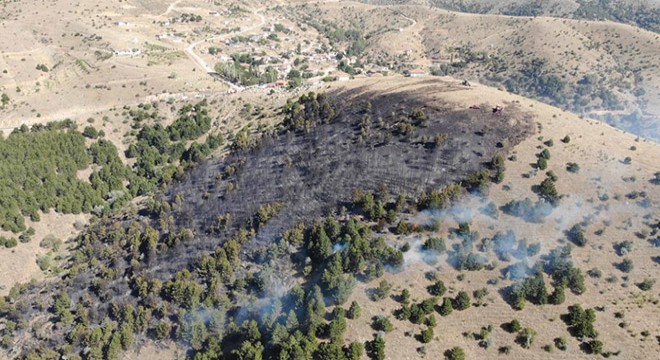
[{"xmin": 331, "ymin": 77, "xmax": 659, "ymax": 359}]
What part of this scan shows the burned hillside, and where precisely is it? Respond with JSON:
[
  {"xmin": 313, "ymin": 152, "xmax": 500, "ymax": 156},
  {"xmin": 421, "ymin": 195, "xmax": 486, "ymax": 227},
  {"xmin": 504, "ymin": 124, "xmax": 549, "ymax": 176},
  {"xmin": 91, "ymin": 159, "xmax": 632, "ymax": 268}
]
[
  {"xmin": 166, "ymin": 88, "xmax": 533, "ymax": 259},
  {"xmin": 0, "ymin": 88, "xmax": 535, "ymax": 358}
]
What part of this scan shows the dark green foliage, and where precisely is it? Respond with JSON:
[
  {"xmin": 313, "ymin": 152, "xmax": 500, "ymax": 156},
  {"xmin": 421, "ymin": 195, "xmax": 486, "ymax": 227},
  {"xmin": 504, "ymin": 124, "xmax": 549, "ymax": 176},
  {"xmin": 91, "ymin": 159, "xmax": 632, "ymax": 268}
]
[
  {"xmin": 162, "ymin": 270, "xmax": 203, "ymax": 309},
  {"xmin": 637, "ymin": 278, "xmax": 655, "ymax": 291},
  {"xmin": 464, "ymin": 170, "xmax": 491, "ymax": 194},
  {"xmin": 550, "ymin": 285, "xmax": 566, "ymax": 305},
  {"xmin": 283, "ymin": 92, "xmax": 336, "ymax": 132},
  {"xmin": 538, "ymin": 177, "xmax": 560, "ymax": 204},
  {"xmin": 502, "ymin": 198, "xmax": 552, "ymax": 223},
  {"xmin": 0, "ymin": 237, "xmax": 18, "ymax": 248},
  {"xmin": 618, "ymin": 258, "xmax": 634, "ymax": 273},
  {"xmin": 445, "ymin": 346, "xmax": 465, "ymax": 360},
  {"xmin": 508, "ymin": 319, "xmax": 522, "ymax": 333},
  {"xmin": 555, "ymin": 337, "xmax": 568, "ymax": 351},
  {"xmin": 512, "ymin": 271, "xmax": 549, "ymax": 307},
  {"xmin": 0, "ymin": 90, "xmax": 535, "ymax": 360},
  {"xmin": 566, "ymin": 224, "xmax": 587, "ymax": 247},
  {"xmin": 427, "ymin": 280, "xmax": 447, "ymax": 296},
  {"xmin": 419, "ymin": 327, "xmax": 434, "ymax": 343},
  {"xmin": 454, "ymin": 291, "xmax": 471, "ymax": 310},
  {"xmin": 371, "ymin": 316, "xmax": 393, "ymax": 333},
  {"xmin": 651, "ymin": 171, "xmax": 660, "ymax": 185},
  {"xmin": 587, "ymin": 339, "xmax": 603, "ymax": 354},
  {"xmin": 327, "ymin": 309, "xmax": 348, "ymax": 343},
  {"xmin": 417, "ymin": 185, "xmax": 462, "ymax": 210},
  {"xmin": 536, "ymin": 157, "xmax": 548, "ymax": 170},
  {"xmin": 347, "ymin": 301, "xmax": 361, "ymax": 319},
  {"xmin": 516, "ymin": 328, "xmax": 536, "ymax": 349},
  {"xmin": 504, "ymin": 56, "xmax": 565, "ymax": 99},
  {"xmin": 438, "ymin": 297, "xmax": 453, "ymax": 316},
  {"xmin": 545, "ymin": 246, "xmax": 586, "ymax": 294},
  {"xmin": 573, "ymin": 0, "xmax": 660, "ymax": 32},
  {"xmin": 408, "ymin": 304, "xmax": 426, "ymax": 324},
  {"xmin": 454, "ymin": 250, "xmax": 487, "ymax": 271},
  {"xmin": 371, "ymin": 280, "xmax": 391, "ymax": 301},
  {"xmin": 168, "ymin": 103, "xmax": 212, "ymax": 141},
  {"xmin": 491, "ymin": 154, "xmax": 505, "ymax": 181},
  {"xmin": 346, "ymin": 341, "xmax": 364, "ymax": 360},
  {"xmin": 561, "ymin": 135, "xmax": 571, "ymax": 143},
  {"xmin": 473, "ymin": 288, "xmax": 489, "ymax": 306},
  {"xmin": 0, "ymin": 122, "xmax": 119, "ymax": 233},
  {"xmin": 155, "ymin": 320, "xmax": 171, "ymax": 340},
  {"xmin": 321, "ymin": 254, "xmax": 356, "ymax": 305},
  {"xmin": 53, "ymin": 291, "xmax": 73, "ymax": 324},
  {"xmin": 125, "ymin": 101, "xmax": 216, "ymax": 192},
  {"xmin": 419, "ymin": 297, "xmax": 438, "ymax": 314},
  {"xmin": 398, "ymin": 289, "xmax": 411, "ymax": 304},
  {"xmin": 232, "ymin": 340, "xmax": 264, "ymax": 360},
  {"xmin": 306, "ymin": 221, "xmax": 332, "ymax": 265},
  {"xmin": 425, "ymin": 314, "xmax": 437, "ymax": 328},
  {"xmin": 566, "ymin": 162, "xmax": 580, "ymax": 173},
  {"xmin": 423, "ymin": 237, "xmax": 446, "ymax": 253},
  {"xmin": 315, "ymin": 343, "xmax": 344, "ymax": 360},
  {"xmin": 539, "ymin": 149, "xmax": 551, "ymax": 160},
  {"xmin": 82, "ymin": 126, "xmax": 98, "ymax": 139},
  {"xmin": 214, "ymin": 60, "xmax": 278, "ymax": 86},
  {"xmin": 566, "ymin": 304, "xmax": 598, "ymax": 339},
  {"xmin": 615, "ymin": 240, "xmax": 633, "ymax": 256},
  {"xmin": 394, "ymin": 220, "xmax": 412, "ymax": 235},
  {"xmin": 367, "ymin": 336, "xmax": 385, "ymax": 360}
]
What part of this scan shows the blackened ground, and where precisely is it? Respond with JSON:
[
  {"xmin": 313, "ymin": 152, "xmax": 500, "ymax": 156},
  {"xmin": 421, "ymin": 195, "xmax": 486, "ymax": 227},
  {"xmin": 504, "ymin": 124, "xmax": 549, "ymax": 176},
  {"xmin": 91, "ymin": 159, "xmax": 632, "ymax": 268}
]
[{"xmin": 160, "ymin": 87, "xmax": 534, "ymax": 275}]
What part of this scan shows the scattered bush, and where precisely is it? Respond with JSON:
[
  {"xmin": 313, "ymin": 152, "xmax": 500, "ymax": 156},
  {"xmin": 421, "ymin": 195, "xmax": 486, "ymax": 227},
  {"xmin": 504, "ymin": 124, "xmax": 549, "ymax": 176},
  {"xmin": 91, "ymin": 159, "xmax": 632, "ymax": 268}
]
[
  {"xmin": 618, "ymin": 258, "xmax": 634, "ymax": 273},
  {"xmin": 444, "ymin": 346, "xmax": 465, "ymax": 360},
  {"xmin": 371, "ymin": 316, "xmax": 394, "ymax": 333},
  {"xmin": 637, "ymin": 278, "xmax": 654, "ymax": 291},
  {"xmin": 566, "ymin": 162, "xmax": 580, "ymax": 173},
  {"xmin": 371, "ymin": 280, "xmax": 392, "ymax": 301},
  {"xmin": 567, "ymin": 224, "xmax": 588, "ymax": 247},
  {"xmin": 516, "ymin": 328, "xmax": 536, "ymax": 348}
]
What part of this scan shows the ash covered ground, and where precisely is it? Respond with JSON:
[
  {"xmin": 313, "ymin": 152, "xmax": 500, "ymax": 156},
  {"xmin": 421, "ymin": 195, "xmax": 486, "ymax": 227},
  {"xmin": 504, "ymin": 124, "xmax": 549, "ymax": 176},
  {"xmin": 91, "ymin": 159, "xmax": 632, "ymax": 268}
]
[{"xmin": 162, "ymin": 87, "xmax": 533, "ymax": 271}]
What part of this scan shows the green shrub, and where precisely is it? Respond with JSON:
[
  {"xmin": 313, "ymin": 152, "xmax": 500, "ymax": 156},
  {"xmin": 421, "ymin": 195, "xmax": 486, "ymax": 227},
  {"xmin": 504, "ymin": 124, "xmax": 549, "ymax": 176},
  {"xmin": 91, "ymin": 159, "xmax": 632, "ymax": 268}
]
[
  {"xmin": 637, "ymin": 278, "xmax": 655, "ymax": 291},
  {"xmin": 618, "ymin": 258, "xmax": 634, "ymax": 273},
  {"xmin": 537, "ymin": 157, "xmax": 548, "ymax": 170},
  {"xmin": 371, "ymin": 316, "xmax": 393, "ymax": 333},
  {"xmin": 445, "ymin": 346, "xmax": 465, "ymax": 360},
  {"xmin": 420, "ymin": 327, "xmax": 433, "ymax": 343},
  {"xmin": 566, "ymin": 162, "xmax": 580, "ymax": 173}
]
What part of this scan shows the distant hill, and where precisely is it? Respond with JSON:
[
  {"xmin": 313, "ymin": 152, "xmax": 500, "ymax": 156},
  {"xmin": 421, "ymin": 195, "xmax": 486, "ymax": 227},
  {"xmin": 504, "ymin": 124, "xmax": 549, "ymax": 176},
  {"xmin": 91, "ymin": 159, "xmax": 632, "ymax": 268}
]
[
  {"xmin": 427, "ymin": 0, "xmax": 660, "ymax": 33},
  {"xmin": 292, "ymin": 1, "xmax": 660, "ymax": 141}
]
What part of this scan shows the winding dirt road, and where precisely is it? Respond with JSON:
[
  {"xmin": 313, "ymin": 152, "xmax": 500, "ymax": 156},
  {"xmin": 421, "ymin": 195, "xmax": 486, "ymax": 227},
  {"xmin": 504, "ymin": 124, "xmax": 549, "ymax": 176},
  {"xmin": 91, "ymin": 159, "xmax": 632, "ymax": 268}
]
[{"xmin": 183, "ymin": 7, "xmax": 267, "ymax": 91}]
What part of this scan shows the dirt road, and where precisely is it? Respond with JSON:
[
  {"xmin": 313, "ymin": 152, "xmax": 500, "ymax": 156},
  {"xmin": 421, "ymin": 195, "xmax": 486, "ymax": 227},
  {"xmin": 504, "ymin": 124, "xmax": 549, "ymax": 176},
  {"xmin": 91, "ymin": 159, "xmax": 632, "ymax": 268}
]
[{"xmin": 183, "ymin": 7, "xmax": 267, "ymax": 91}]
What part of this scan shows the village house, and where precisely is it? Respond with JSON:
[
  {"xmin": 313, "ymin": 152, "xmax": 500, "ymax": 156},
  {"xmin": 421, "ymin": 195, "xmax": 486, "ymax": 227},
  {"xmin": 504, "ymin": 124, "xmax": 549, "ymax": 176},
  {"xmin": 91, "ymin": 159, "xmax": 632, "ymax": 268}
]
[
  {"xmin": 405, "ymin": 68, "xmax": 427, "ymax": 77},
  {"xmin": 112, "ymin": 49, "xmax": 141, "ymax": 56}
]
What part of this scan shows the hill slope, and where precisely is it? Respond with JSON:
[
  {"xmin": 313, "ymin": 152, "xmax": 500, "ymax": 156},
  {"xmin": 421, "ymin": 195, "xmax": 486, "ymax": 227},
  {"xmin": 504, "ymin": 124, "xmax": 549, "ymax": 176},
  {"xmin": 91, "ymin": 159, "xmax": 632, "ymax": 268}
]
[
  {"xmin": 289, "ymin": 0, "xmax": 660, "ymax": 140},
  {"xmin": 1, "ymin": 77, "xmax": 658, "ymax": 360}
]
